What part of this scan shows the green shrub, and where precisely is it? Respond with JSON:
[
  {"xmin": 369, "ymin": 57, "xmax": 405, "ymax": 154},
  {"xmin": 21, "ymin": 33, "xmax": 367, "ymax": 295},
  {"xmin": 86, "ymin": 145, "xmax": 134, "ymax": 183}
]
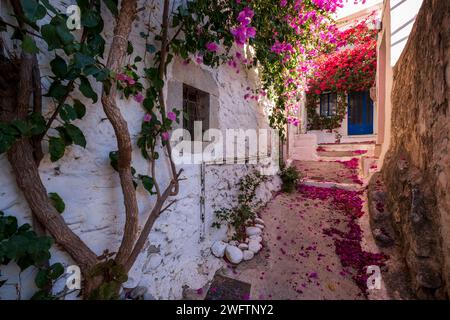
[
  {"xmin": 212, "ymin": 171, "xmax": 267, "ymax": 241},
  {"xmin": 280, "ymin": 165, "xmax": 301, "ymax": 193}
]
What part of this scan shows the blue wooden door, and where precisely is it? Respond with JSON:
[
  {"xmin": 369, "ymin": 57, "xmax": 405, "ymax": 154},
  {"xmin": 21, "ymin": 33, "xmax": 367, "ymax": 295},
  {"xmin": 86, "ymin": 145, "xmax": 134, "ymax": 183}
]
[{"xmin": 348, "ymin": 91, "xmax": 373, "ymax": 135}]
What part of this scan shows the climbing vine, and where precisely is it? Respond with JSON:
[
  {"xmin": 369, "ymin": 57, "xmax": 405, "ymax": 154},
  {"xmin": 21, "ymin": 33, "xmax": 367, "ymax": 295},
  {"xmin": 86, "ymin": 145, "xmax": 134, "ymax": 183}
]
[
  {"xmin": 306, "ymin": 92, "xmax": 347, "ymax": 131},
  {"xmin": 0, "ymin": 0, "xmax": 369, "ymax": 299},
  {"xmin": 213, "ymin": 171, "xmax": 267, "ymax": 241},
  {"xmin": 0, "ymin": 211, "xmax": 63, "ymax": 300},
  {"xmin": 304, "ymin": 17, "xmax": 377, "ymax": 130}
]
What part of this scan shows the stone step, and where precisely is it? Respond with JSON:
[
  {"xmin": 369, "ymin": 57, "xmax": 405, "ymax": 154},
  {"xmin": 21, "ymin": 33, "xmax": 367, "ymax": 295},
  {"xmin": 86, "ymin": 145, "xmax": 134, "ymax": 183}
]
[
  {"xmin": 318, "ymin": 143, "xmax": 375, "ymax": 152},
  {"xmin": 301, "ymin": 180, "xmax": 364, "ymax": 191},
  {"xmin": 291, "ymin": 146, "xmax": 318, "ymax": 161},
  {"xmin": 293, "ymin": 134, "xmax": 318, "ymax": 147}
]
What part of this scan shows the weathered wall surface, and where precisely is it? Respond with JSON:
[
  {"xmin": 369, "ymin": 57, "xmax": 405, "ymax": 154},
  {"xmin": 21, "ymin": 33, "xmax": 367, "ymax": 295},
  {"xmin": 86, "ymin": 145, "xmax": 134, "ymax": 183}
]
[
  {"xmin": 381, "ymin": 0, "xmax": 450, "ymax": 299},
  {"xmin": 0, "ymin": 1, "xmax": 280, "ymax": 299}
]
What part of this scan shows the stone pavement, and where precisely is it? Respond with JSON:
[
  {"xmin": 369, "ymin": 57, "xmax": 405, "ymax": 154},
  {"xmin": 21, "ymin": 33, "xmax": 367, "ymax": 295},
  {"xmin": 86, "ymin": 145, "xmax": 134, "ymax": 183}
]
[{"xmin": 212, "ymin": 158, "xmax": 388, "ymax": 300}]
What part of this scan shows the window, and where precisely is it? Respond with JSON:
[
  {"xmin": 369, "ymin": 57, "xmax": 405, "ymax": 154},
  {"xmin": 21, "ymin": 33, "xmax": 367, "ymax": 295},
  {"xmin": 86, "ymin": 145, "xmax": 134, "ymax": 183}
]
[
  {"xmin": 183, "ymin": 84, "xmax": 210, "ymax": 140},
  {"xmin": 320, "ymin": 92, "xmax": 337, "ymax": 117}
]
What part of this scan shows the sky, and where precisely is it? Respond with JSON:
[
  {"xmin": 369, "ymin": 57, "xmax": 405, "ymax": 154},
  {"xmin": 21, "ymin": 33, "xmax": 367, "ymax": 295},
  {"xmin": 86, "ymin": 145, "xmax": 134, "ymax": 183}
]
[{"xmin": 335, "ymin": 0, "xmax": 383, "ymax": 19}]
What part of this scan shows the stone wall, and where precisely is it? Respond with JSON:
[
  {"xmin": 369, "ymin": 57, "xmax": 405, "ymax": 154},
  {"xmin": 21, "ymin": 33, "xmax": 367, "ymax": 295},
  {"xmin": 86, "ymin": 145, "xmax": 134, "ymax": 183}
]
[
  {"xmin": 380, "ymin": 0, "xmax": 450, "ymax": 299},
  {"xmin": 0, "ymin": 0, "xmax": 280, "ymax": 299}
]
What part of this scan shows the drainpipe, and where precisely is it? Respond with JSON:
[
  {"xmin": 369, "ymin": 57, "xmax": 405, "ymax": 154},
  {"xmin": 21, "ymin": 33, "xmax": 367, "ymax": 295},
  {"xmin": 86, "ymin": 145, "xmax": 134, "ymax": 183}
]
[{"xmin": 199, "ymin": 161, "xmax": 206, "ymax": 242}]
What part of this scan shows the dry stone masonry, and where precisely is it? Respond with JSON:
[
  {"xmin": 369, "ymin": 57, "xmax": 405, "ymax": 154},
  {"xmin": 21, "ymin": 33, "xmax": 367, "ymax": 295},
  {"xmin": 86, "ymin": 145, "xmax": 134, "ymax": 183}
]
[{"xmin": 380, "ymin": 0, "xmax": 450, "ymax": 299}]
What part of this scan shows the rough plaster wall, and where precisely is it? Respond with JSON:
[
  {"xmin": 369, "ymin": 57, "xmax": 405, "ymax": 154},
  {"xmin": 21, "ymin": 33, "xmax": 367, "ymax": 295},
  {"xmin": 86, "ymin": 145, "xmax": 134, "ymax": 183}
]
[
  {"xmin": 381, "ymin": 0, "xmax": 450, "ymax": 299},
  {"xmin": 0, "ymin": 0, "xmax": 280, "ymax": 299}
]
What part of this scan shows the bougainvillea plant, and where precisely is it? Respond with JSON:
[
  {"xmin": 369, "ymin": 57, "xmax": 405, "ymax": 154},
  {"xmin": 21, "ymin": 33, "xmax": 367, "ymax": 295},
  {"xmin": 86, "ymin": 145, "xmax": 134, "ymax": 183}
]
[
  {"xmin": 0, "ymin": 0, "xmax": 368, "ymax": 299},
  {"xmin": 307, "ymin": 18, "xmax": 377, "ymax": 94},
  {"xmin": 305, "ymin": 17, "xmax": 378, "ymax": 130}
]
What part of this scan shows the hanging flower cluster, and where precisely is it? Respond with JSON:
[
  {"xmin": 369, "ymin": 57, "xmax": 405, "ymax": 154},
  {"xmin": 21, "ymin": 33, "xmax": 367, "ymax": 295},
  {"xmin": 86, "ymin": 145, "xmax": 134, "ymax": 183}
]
[
  {"xmin": 231, "ymin": 7, "xmax": 256, "ymax": 46},
  {"xmin": 307, "ymin": 18, "xmax": 378, "ymax": 94}
]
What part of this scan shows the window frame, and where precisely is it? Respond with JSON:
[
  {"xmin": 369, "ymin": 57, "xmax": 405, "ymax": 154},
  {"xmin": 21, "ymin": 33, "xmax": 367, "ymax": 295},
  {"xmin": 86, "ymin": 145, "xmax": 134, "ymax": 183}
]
[
  {"xmin": 319, "ymin": 92, "xmax": 337, "ymax": 117},
  {"xmin": 182, "ymin": 84, "xmax": 210, "ymax": 140}
]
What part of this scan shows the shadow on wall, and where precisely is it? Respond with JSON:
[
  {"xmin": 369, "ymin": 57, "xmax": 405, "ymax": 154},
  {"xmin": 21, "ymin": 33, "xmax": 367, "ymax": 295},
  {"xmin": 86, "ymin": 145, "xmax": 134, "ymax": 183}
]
[{"xmin": 379, "ymin": 0, "xmax": 450, "ymax": 299}]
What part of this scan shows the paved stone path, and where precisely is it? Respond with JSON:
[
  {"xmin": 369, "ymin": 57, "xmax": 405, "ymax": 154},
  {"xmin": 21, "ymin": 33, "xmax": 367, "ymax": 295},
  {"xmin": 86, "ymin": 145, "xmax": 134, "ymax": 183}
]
[{"xmin": 217, "ymin": 158, "xmax": 387, "ymax": 300}]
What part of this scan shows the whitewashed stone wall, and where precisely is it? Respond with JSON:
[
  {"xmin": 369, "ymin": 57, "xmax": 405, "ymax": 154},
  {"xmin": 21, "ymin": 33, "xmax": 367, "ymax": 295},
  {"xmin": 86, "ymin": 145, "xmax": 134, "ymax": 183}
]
[{"xmin": 0, "ymin": 0, "xmax": 280, "ymax": 299}]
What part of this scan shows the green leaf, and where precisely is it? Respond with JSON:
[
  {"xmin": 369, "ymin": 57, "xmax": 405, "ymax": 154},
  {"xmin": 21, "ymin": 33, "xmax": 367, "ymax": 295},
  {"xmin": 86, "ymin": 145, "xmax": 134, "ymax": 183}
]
[
  {"xmin": 0, "ymin": 131, "xmax": 16, "ymax": 154},
  {"xmin": 103, "ymin": 0, "xmax": 118, "ymax": 17},
  {"xmin": 64, "ymin": 124, "xmax": 86, "ymax": 148},
  {"xmin": 35, "ymin": 268, "xmax": 49, "ymax": 289},
  {"xmin": 126, "ymin": 41, "xmax": 134, "ymax": 56},
  {"xmin": 79, "ymin": 77, "xmax": 97, "ymax": 103},
  {"xmin": 0, "ymin": 213, "xmax": 18, "ymax": 240},
  {"xmin": 139, "ymin": 175, "xmax": 155, "ymax": 194},
  {"xmin": 109, "ymin": 151, "xmax": 119, "ymax": 172},
  {"xmin": 55, "ymin": 126, "xmax": 72, "ymax": 146},
  {"xmin": 73, "ymin": 100, "xmax": 86, "ymax": 119},
  {"xmin": 59, "ymin": 104, "xmax": 78, "ymax": 122},
  {"xmin": 48, "ymin": 136, "xmax": 66, "ymax": 162},
  {"xmin": 20, "ymin": 0, "xmax": 46, "ymax": 23},
  {"xmin": 49, "ymin": 263, "xmax": 64, "ymax": 280},
  {"xmin": 93, "ymin": 69, "xmax": 109, "ymax": 81},
  {"xmin": 50, "ymin": 55, "xmax": 67, "ymax": 78},
  {"xmin": 40, "ymin": 0, "xmax": 58, "ymax": 14},
  {"xmin": 49, "ymin": 193, "xmax": 65, "ymax": 214},
  {"xmin": 41, "ymin": 24, "xmax": 60, "ymax": 50},
  {"xmin": 27, "ymin": 113, "xmax": 46, "ymax": 135},
  {"xmin": 46, "ymin": 81, "xmax": 68, "ymax": 102},
  {"xmin": 87, "ymin": 34, "xmax": 105, "ymax": 56},
  {"xmin": 145, "ymin": 44, "xmax": 156, "ymax": 54},
  {"xmin": 56, "ymin": 23, "xmax": 74, "ymax": 45},
  {"xmin": 22, "ymin": 35, "xmax": 39, "ymax": 54},
  {"xmin": 10, "ymin": 120, "xmax": 29, "ymax": 136},
  {"xmin": 81, "ymin": 11, "xmax": 101, "ymax": 28},
  {"xmin": 73, "ymin": 53, "xmax": 95, "ymax": 69}
]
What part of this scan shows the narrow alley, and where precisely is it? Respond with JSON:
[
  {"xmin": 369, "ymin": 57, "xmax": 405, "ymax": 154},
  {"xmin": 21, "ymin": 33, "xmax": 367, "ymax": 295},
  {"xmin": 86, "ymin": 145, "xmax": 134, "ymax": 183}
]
[{"xmin": 195, "ymin": 142, "xmax": 396, "ymax": 300}]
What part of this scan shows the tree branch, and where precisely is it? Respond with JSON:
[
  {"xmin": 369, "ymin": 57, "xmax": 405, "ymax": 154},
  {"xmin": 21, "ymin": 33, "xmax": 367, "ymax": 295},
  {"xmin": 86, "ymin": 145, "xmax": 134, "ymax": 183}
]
[
  {"xmin": 124, "ymin": 170, "xmax": 183, "ymax": 272},
  {"xmin": 101, "ymin": 0, "xmax": 140, "ymax": 266},
  {"xmin": 158, "ymin": 0, "xmax": 179, "ymax": 197},
  {"xmin": 0, "ymin": 47, "xmax": 98, "ymax": 275}
]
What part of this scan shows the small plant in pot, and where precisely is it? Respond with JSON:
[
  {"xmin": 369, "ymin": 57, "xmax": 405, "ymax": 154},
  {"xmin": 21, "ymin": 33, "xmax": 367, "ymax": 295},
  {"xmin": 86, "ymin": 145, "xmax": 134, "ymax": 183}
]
[{"xmin": 280, "ymin": 165, "xmax": 301, "ymax": 193}]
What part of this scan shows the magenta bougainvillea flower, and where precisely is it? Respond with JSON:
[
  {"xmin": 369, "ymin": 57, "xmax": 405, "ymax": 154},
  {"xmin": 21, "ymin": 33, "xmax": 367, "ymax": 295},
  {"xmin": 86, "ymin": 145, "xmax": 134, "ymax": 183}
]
[
  {"xmin": 167, "ymin": 111, "xmax": 177, "ymax": 122},
  {"xmin": 231, "ymin": 7, "xmax": 256, "ymax": 46},
  {"xmin": 161, "ymin": 132, "xmax": 170, "ymax": 141},
  {"xmin": 117, "ymin": 73, "xmax": 127, "ymax": 82},
  {"xmin": 134, "ymin": 93, "xmax": 144, "ymax": 103},
  {"xmin": 143, "ymin": 113, "xmax": 152, "ymax": 122},
  {"xmin": 298, "ymin": 184, "xmax": 387, "ymax": 296},
  {"xmin": 206, "ymin": 42, "xmax": 219, "ymax": 52}
]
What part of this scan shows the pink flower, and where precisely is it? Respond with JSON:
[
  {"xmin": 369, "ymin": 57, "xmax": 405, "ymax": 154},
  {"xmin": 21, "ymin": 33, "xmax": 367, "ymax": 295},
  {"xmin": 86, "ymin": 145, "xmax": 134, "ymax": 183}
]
[
  {"xmin": 195, "ymin": 54, "xmax": 203, "ymax": 64},
  {"xmin": 117, "ymin": 73, "xmax": 127, "ymax": 81},
  {"xmin": 134, "ymin": 93, "xmax": 144, "ymax": 103},
  {"xmin": 206, "ymin": 42, "xmax": 218, "ymax": 53},
  {"xmin": 167, "ymin": 111, "xmax": 177, "ymax": 122},
  {"xmin": 143, "ymin": 113, "xmax": 152, "ymax": 122},
  {"xmin": 246, "ymin": 26, "xmax": 256, "ymax": 38},
  {"xmin": 237, "ymin": 7, "xmax": 254, "ymax": 26},
  {"xmin": 231, "ymin": 25, "xmax": 256, "ymax": 46},
  {"xmin": 280, "ymin": 0, "xmax": 287, "ymax": 7},
  {"xmin": 161, "ymin": 132, "xmax": 170, "ymax": 141},
  {"xmin": 126, "ymin": 76, "xmax": 136, "ymax": 85}
]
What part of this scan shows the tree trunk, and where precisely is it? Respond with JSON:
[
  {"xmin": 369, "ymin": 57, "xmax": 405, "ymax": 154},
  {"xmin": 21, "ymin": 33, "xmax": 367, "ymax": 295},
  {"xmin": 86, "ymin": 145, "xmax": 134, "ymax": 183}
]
[
  {"xmin": 0, "ymin": 51, "xmax": 98, "ymax": 279},
  {"xmin": 101, "ymin": 0, "xmax": 139, "ymax": 267}
]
